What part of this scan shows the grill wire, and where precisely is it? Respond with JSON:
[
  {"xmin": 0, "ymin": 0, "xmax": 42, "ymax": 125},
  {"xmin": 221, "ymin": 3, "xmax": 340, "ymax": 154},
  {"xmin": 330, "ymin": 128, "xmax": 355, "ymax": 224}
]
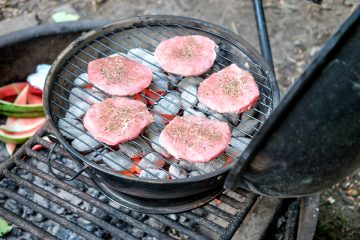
[{"xmin": 49, "ymin": 23, "xmax": 274, "ymax": 180}]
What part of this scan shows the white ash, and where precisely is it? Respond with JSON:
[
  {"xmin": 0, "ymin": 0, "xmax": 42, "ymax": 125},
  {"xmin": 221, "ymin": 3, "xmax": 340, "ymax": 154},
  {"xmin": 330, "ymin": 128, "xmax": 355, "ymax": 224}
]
[
  {"xmin": 69, "ymin": 87, "xmax": 91, "ymax": 105},
  {"xmin": 189, "ymin": 171, "xmax": 202, "ymax": 177},
  {"xmin": 58, "ymin": 118, "xmax": 84, "ymax": 140},
  {"xmin": 178, "ymin": 161, "xmax": 199, "ymax": 172},
  {"xmin": 153, "ymin": 91, "xmax": 181, "ymax": 115},
  {"xmin": 86, "ymin": 92, "xmax": 107, "ymax": 104},
  {"xmin": 169, "ymin": 164, "xmax": 187, "ymax": 179},
  {"xmin": 73, "ymin": 73, "xmax": 88, "ymax": 87},
  {"xmin": 127, "ymin": 48, "xmax": 161, "ymax": 72},
  {"xmin": 119, "ymin": 142, "xmax": 145, "ymax": 159},
  {"xmin": 151, "ymin": 72, "xmax": 169, "ymax": 91},
  {"xmin": 197, "ymin": 102, "xmax": 216, "ymax": 115},
  {"xmin": 147, "ymin": 132, "xmax": 171, "ymax": 158},
  {"xmin": 102, "ymin": 151, "xmax": 133, "ymax": 171},
  {"xmin": 226, "ymin": 137, "xmax": 251, "ymax": 158},
  {"xmin": 71, "ymin": 134, "xmax": 101, "ymax": 153},
  {"xmin": 194, "ymin": 158, "xmax": 225, "ymax": 173},
  {"xmin": 139, "ymin": 169, "xmax": 169, "ymax": 179},
  {"xmin": 65, "ymin": 101, "xmax": 91, "ymax": 119},
  {"xmin": 130, "ymin": 137, "xmax": 152, "ymax": 155},
  {"xmin": 177, "ymin": 77, "xmax": 202, "ymax": 92},
  {"xmin": 224, "ymin": 113, "xmax": 239, "ymax": 126},
  {"xmin": 183, "ymin": 108, "xmax": 206, "ymax": 117},
  {"xmin": 137, "ymin": 152, "xmax": 165, "ymax": 171},
  {"xmin": 232, "ymin": 119, "xmax": 259, "ymax": 137},
  {"xmin": 181, "ymin": 85, "xmax": 198, "ymax": 109},
  {"xmin": 167, "ymin": 74, "xmax": 180, "ymax": 85}
]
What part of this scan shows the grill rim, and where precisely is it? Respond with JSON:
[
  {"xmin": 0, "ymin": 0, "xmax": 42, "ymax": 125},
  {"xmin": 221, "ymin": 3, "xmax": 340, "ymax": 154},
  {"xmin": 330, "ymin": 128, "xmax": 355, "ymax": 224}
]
[{"xmin": 43, "ymin": 15, "xmax": 280, "ymax": 185}]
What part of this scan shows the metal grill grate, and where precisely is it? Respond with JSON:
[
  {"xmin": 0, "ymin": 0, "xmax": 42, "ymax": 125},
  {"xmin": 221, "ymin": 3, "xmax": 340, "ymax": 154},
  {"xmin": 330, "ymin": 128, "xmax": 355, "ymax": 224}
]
[
  {"xmin": 47, "ymin": 20, "xmax": 276, "ymax": 180},
  {"xmin": 0, "ymin": 125, "xmax": 258, "ymax": 240}
]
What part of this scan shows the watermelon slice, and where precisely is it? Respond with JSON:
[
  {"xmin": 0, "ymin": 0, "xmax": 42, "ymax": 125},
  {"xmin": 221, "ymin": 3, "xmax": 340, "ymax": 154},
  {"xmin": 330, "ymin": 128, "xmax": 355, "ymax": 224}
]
[
  {"xmin": 28, "ymin": 93, "xmax": 42, "ymax": 104},
  {"xmin": 5, "ymin": 142, "xmax": 17, "ymax": 156},
  {"xmin": 0, "ymin": 83, "xmax": 28, "ymax": 99},
  {"xmin": 0, "ymin": 83, "xmax": 43, "ymax": 118},
  {"xmin": 0, "ymin": 123, "xmax": 43, "ymax": 144},
  {"xmin": 0, "ymin": 117, "xmax": 46, "ymax": 132}
]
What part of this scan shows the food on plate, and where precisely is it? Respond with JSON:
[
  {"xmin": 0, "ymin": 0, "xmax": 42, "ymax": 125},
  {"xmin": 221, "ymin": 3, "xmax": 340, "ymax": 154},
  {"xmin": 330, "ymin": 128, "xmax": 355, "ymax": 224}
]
[
  {"xmin": 155, "ymin": 35, "xmax": 217, "ymax": 77},
  {"xmin": 83, "ymin": 97, "xmax": 153, "ymax": 145},
  {"xmin": 87, "ymin": 56, "xmax": 152, "ymax": 96},
  {"xmin": 159, "ymin": 115, "xmax": 231, "ymax": 162},
  {"xmin": 197, "ymin": 64, "xmax": 259, "ymax": 113}
]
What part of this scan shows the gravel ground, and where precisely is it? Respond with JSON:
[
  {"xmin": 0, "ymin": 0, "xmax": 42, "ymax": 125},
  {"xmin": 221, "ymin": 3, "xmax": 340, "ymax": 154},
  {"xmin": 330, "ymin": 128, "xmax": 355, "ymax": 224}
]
[{"xmin": 0, "ymin": 0, "xmax": 359, "ymax": 239}]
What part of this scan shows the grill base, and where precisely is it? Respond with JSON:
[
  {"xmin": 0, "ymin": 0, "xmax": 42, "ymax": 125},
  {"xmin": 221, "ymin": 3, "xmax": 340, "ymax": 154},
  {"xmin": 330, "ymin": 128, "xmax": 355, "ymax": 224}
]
[{"xmin": 92, "ymin": 173, "xmax": 224, "ymax": 213}]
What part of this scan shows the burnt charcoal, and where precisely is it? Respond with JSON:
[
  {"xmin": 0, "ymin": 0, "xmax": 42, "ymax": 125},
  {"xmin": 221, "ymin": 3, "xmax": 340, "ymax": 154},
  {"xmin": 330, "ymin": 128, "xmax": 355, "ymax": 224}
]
[
  {"xmin": 17, "ymin": 187, "xmax": 33, "ymax": 198},
  {"xmin": 144, "ymin": 218, "xmax": 166, "ymax": 232},
  {"xmin": 208, "ymin": 112, "xmax": 229, "ymax": 123},
  {"xmin": 98, "ymin": 194, "xmax": 109, "ymax": 203},
  {"xmin": 130, "ymin": 211, "xmax": 146, "ymax": 221},
  {"xmin": 86, "ymin": 187, "xmax": 100, "ymax": 198},
  {"xmin": 197, "ymin": 102, "xmax": 216, "ymax": 115},
  {"xmin": 9, "ymin": 227, "xmax": 22, "ymax": 237},
  {"xmin": 153, "ymin": 91, "xmax": 181, "ymax": 115},
  {"xmin": 142, "ymin": 237, "xmax": 158, "ymax": 240},
  {"xmin": 226, "ymin": 137, "xmax": 251, "ymax": 158},
  {"xmin": 195, "ymin": 158, "xmax": 225, "ymax": 173},
  {"xmin": 79, "ymin": 201, "xmax": 91, "ymax": 212},
  {"xmin": 58, "ymin": 118, "xmax": 84, "ymax": 140},
  {"xmin": 66, "ymin": 179, "xmax": 85, "ymax": 191},
  {"xmin": 147, "ymin": 132, "xmax": 171, "ymax": 157},
  {"xmin": 87, "ymin": 92, "xmax": 107, "ymax": 104},
  {"xmin": 181, "ymin": 85, "xmax": 198, "ymax": 109},
  {"xmin": 61, "ymin": 158, "xmax": 79, "ymax": 171},
  {"xmin": 57, "ymin": 189, "xmax": 82, "ymax": 206},
  {"xmin": 151, "ymin": 72, "xmax": 169, "ymax": 91},
  {"xmin": 119, "ymin": 142, "xmax": 145, "ymax": 159},
  {"xmin": 178, "ymin": 161, "xmax": 198, "ymax": 171},
  {"xmin": 0, "ymin": 192, "xmax": 5, "ymax": 203},
  {"xmin": 21, "ymin": 206, "xmax": 34, "ymax": 218},
  {"xmin": 94, "ymin": 229, "xmax": 106, "ymax": 238},
  {"xmin": 69, "ymin": 87, "xmax": 90, "ymax": 105},
  {"xmin": 27, "ymin": 212, "xmax": 45, "ymax": 223},
  {"xmin": 169, "ymin": 164, "xmax": 187, "ymax": 179},
  {"xmin": 224, "ymin": 113, "xmax": 239, "ymax": 126},
  {"xmin": 71, "ymin": 134, "xmax": 101, "ymax": 153},
  {"xmin": 0, "ymin": 178, "xmax": 17, "ymax": 191},
  {"xmin": 137, "ymin": 152, "xmax": 165, "ymax": 171},
  {"xmin": 85, "ymin": 148, "xmax": 108, "ymax": 162},
  {"xmin": 73, "ymin": 73, "xmax": 88, "ymax": 87},
  {"xmin": 40, "ymin": 220, "xmax": 56, "ymax": 233},
  {"xmin": 177, "ymin": 77, "xmax": 202, "ymax": 92},
  {"xmin": 139, "ymin": 169, "xmax": 169, "ymax": 179},
  {"xmin": 65, "ymin": 101, "xmax": 91, "ymax": 119},
  {"xmin": 91, "ymin": 207, "xmax": 110, "ymax": 221},
  {"xmin": 189, "ymin": 171, "xmax": 202, "ymax": 177},
  {"xmin": 33, "ymin": 175, "xmax": 47, "ymax": 186},
  {"xmin": 241, "ymin": 104, "xmax": 258, "ymax": 121},
  {"xmin": 55, "ymin": 228, "xmax": 79, "ymax": 240},
  {"xmin": 127, "ymin": 48, "xmax": 160, "ymax": 72},
  {"xmin": 150, "ymin": 116, "xmax": 165, "ymax": 132},
  {"xmin": 4, "ymin": 199, "xmax": 22, "ymax": 215},
  {"xmin": 102, "ymin": 151, "xmax": 133, "ymax": 171},
  {"xmin": 192, "ymin": 208, "xmax": 206, "ymax": 216},
  {"xmin": 18, "ymin": 233, "xmax": 37, "ymax": 240},
  {"xmin": 49, "ymin": 202, "xmax": 65, "ymax": 215},
  {"xmin": 18, "ymin": 172, "xmax": 34, "ymax": 181},
  {"xmin": 129, "ymin": 227, "xmax": 145, "ymax": 238},
  {"xmin": 167, "ymin": 214, "xmax": 178, "ymax": 221},
  {"xmin": 232, "ymin": 119, "xmax": 259, "ymax": 137},
  {"xmin": 32, "ymin": 193, "xmax": 49, "ymax": 209}
]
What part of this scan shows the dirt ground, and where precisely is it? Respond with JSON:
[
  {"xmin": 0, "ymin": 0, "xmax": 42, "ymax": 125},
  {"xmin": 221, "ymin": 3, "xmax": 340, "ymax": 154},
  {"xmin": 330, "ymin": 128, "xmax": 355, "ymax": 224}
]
[{"xmin": 0, "ymin": 0, "xmax": 359, "ymax": 239}]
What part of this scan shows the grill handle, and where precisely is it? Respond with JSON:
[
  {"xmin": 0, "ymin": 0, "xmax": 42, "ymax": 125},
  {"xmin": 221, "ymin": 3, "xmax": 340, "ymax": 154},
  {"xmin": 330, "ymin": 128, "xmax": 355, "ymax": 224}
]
[
  {"xmin": 225, "ymin": 5, "xmax": 360, "ymax": 197},
  {"xmin": 47, "ymin": 143, "xmax": 89, "ymax": 181}
]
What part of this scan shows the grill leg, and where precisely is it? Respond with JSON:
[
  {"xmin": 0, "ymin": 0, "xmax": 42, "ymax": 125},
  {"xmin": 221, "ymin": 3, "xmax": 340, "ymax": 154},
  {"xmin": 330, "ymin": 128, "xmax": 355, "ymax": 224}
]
[{"xmin": 252, "ymin": 0, "xmax": 275, "ymax": 72}]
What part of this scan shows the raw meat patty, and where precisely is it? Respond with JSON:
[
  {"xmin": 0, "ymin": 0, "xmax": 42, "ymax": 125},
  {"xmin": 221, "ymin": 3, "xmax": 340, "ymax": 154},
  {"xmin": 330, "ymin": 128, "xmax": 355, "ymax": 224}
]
[
  {"xmin": 88, "ymin": 56, "xmax": 152, "ymax": 96},
  {"xmin": 154, "ymin": 35, "xmax": 217, "ymax": 77},
  {"xmin": 83, "ymin": 97, "xmax": 153, "ymax": 145},
  {"xmin": 159, "ymin": 116, "xmax": 231, "ymax": 162},
  {"xmin": 197, "ymin": 64, "xmax": 259, "ymax": 113}
]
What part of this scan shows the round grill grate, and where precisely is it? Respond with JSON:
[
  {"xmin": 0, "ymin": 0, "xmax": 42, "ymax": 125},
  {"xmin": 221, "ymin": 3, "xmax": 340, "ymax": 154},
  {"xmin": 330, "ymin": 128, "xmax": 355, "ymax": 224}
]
[{"xmin": 45, "ymin": 16, "xmax": 277, "ymax": 183}]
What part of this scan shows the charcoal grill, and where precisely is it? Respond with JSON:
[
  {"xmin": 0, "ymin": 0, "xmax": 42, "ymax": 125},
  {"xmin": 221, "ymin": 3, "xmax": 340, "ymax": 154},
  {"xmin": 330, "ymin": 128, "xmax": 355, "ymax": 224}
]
[{"xmin": 43, "ymin": 15, "xmax": 279, "ymax": 212}]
